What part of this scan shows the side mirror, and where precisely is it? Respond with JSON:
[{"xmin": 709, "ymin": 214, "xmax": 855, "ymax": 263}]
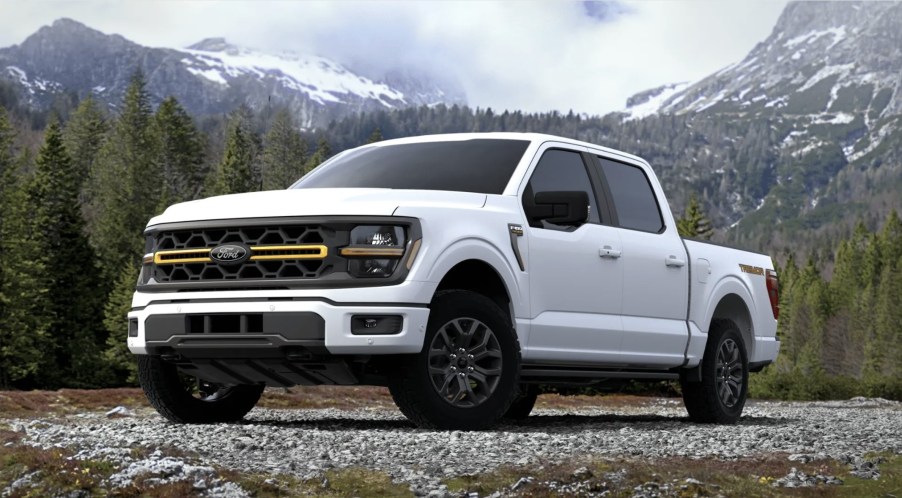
[{"xmin": 532, "ymin": 191, "xmax": 589, "ymax": 226}]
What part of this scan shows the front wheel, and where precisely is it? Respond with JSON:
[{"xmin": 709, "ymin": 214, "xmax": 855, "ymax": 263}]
[
  {"xmin": 503, "ymin": 384, "xmax": 539, "ymax": 420},
  {"xmin": 680, "ymin": 319, "xmax": 748, "ymax": 424},
  {"xmin": 137, "ymin": 355, "xmax": 264, "ymax": 424},
  {"xmin": 389, "ymin": 290, "xmax": 521, "ymax": 430}
]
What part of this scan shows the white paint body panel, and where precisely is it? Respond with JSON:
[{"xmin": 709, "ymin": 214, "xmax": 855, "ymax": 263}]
[{"xmin": 129, "ymin": 132, "xmax": 780, "ymax": 371}]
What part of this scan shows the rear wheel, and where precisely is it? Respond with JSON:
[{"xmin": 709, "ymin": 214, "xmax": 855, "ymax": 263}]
[
  {"xmin": 137, "ymin": 355, "xmax": 264, "ymax": 424},
  {"xmin": 389, "ymin": 290, "xmax": 520, "ymax": 430},
  {"xmin": 680, "ymin": 319, "xmax": 748, "ymax": 424},
  {"xmin": 503, "ymin": 384, "xmax": 539, "ymax": 420}
]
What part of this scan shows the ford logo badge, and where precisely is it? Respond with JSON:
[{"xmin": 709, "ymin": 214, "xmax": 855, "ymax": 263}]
[{"xmin": 210, "ymin": 243, "xmax": 250, "ymax": 265}]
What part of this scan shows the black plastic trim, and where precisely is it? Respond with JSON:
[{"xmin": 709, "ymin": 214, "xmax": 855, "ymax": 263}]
[
  {"xmin": 145, "ymin": 312, "xmax": 325, "ymax": 341},
  {"xmin": 507, "ymin": 223, "xmax": 526, "ymax": 271},
  {"xmin": 521, "ymin": 366, "xmax": 679, "ymax": 380},
  {"xmin": 169, "ymin": 357, "xmax": 358, "ymax": 386},
  {"xmin": 581, "ymin": 151, "xmax": 617, "ymax": 227}
]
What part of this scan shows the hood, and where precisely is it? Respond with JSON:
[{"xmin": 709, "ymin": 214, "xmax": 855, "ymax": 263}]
[{"xmin": 147, "ymin": 188, "xmax": 487, "ymax": 226}]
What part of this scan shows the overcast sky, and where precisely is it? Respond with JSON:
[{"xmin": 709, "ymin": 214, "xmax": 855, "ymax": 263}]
[{"xmin": 1, "ymin": 1, "xmax": 788, "ymax": 115}]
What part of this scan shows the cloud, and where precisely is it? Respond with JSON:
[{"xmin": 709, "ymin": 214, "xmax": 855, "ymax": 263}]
[{"xmin": 0, "ymin": 0, "xmax": 788, "ymax": 115}]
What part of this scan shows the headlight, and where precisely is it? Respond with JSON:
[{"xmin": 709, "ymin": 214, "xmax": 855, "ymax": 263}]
[
  {"xmin": 138, "ymin": 235, "xmax": 154, "ymax": 285},
  {"xmin": 350, "ymin": 225, "xmax": 405, "ymax": 246},
  {"xmin": 342, "ymin": 225, "xmax": 406, "ymax": 277}
]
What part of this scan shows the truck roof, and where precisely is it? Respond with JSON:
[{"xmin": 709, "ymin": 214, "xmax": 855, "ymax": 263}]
[{"xmin": 370, "ymin": 132, "xmax": 650, "ymax": 168}]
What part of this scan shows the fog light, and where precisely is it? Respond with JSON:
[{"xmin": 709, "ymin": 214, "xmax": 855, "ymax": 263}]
[
  {"xmin": 349, "ymin": 258, "xmax": 399, "ymax": 277},
  {"xmin": 128, "ymin": 318, "xmax": 139, "ymax": 337},
  {"xmin": 351, "ymin": 315, "xmax": 403, "ymax": 335}
]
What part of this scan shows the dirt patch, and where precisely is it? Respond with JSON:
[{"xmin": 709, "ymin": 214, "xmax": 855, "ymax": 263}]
[
  {"xmin": 0, "ymin": 388, "xmax": 149, "ymax": 417},
  {"xmin": 255, "ymin": 386, "xmax": 397, "ymax": 410},
  {"xmin": 535, "ymin": 393, "xmax": 671, "ymax": 410},
  {"xmin": 1, "ymin": 387, "xmax": 671, "ymax": 417}
]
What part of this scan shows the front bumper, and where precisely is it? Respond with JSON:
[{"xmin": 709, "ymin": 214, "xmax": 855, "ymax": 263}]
[{"xmin": 127, "ymin": 298, "xmax": 431, "ymax": 356}]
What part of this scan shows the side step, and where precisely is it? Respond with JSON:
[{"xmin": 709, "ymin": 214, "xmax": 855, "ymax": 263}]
[{"xmin": 520, "ymin": 364, "xmax": 679, "ymax": 385}]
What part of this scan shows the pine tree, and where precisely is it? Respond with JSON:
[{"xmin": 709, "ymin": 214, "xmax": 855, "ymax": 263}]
[
  {"xmin": 88, "ymin": 71, "xmax": 162, "ymax": 282},
  {"xmin": 63, "ymin": 95, "xmax": 108, "ymax": 224},
  {"xmin": 878, "ymin": 210, "xmax": 902, "ymax": 266},
  {"xmin": 304, "ymin": 137, "xmax": 332, "ymax": 172},
  {"xmin": 29, "ymin": 120, "xmax": 107, "ymax": 387},
  {"xmin": 261, "ymin": 109, "xmax": 307, "ymax": 190},
  {"xmin": 677, "ymin": 194, "xmax": 713, "ymax": 239},
  {"xmin": 866, "ymin": 257, "xmax": 902, "ymax": 384},
  {"xmin": 104, "ymin": 263, "xmax": 141, "ymax": 383},
  {"xmin": 154, "ymin": 96, "xmax": 205, "ymax": 205},
  {"xmin": 210, "ymin": 108, "xmax": 259, "ymax": 195},
  {"xmin": 366, "ymin": 126, "xmax": 383, "ymax": 144},
  {"xmin": 0, "ymin": 108, "xmax": 48, "ymax": 387}
]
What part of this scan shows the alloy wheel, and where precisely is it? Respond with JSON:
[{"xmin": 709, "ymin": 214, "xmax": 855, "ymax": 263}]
[
  {"xmin": 427, "ymin": 317, "xmax": 503, "ymax": 408},
  {"xmin": 715, "ymin": 338, "xmax": 743, "ymax": 408}
]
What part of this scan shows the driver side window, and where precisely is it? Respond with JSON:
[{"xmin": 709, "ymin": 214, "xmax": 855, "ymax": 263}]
[{"xmin": 522, "ymin": 149, "xmax": 600, "ymax": 230}]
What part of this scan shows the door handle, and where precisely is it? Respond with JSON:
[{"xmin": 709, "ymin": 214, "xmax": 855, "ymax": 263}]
[
  {"xmin": 599, "ymin": 246, "xmax": 621, "ymax": 259},
  {"xmin": 665, "ymin": 255, "xmax": 686, "ymax": 267}
]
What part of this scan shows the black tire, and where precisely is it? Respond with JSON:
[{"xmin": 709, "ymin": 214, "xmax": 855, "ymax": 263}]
[
  {"xmin": 504, "ymin": 384, "xmax": 539, "ymax": 420},
  {"xmin": 137, "ymin": 355, "xmax": 264, "ymax": 424},
  {"xmin": 680, "ymin": 319, "xmax": 749, "ymax": 424},
  {"xmin": 389, "ymin": 290, "xmax": 521, "ymax": 430}
]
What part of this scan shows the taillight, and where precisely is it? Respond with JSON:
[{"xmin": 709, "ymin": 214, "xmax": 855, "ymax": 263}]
[{"xmin": 766, "ymin": 269, "xmax": 779, "ymax": 320}]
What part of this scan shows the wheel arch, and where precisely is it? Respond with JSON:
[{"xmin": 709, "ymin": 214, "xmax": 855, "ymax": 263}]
[
  {"xmin": 435, "ymin": 259, "xmax": 514, "ymax": 324},
  {"xmin": 423, "ymin": 238, "xmax": 524, "ymax": 324},
  {"xmin": 708, "ymin": 292, "xmax": 755, "ymax": 360}
]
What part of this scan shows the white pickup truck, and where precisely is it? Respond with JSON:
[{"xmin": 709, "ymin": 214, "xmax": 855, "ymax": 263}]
[{"xmin": 128, "ymin": 132, "xmax": 780, "ymax": 430}]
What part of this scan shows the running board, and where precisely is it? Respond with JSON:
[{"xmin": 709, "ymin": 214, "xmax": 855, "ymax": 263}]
[{"xmin": 520, "ymin": 367, "xmax": 679, "ymax": 381}]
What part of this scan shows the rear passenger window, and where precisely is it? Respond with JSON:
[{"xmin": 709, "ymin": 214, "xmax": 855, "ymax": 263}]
[
  {"xmin": 523, "ymin": 149, "xmax": 600, "ymax": 230},
  {"xmin": 597, "ymin": 157, "xmax": 664, "ymax": 233}
]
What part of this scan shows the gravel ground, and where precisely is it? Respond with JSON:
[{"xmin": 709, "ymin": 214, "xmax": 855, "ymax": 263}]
[{"xmin": 6, "ymin": 397, "xmax": 902, "ymax": 496}]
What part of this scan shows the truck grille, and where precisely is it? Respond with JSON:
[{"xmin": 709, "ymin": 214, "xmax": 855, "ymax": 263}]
[{"xmin": 150, "ymin": 225, "xmax": 337, "ymax": 283}]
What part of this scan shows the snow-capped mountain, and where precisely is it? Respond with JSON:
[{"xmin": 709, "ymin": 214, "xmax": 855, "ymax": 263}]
[
  {"xmin": 0, "ymin": 19, "xmax": 466, "ymax": 127},
  {"xmin": 623, "ymin": 2, "xmax": 901, "ymax": 162},
  {"xmin": 635, "ymin": 2, "xmax": 902, "ymax": 118},
  {"xmin": 617, "ymin": 2, "xmax": 902, "ymax": 250}
]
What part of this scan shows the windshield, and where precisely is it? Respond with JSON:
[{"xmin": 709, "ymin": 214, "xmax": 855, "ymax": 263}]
[{"xmin": 292, "ymin": 139, "xmax": 530, "ymax": 195}]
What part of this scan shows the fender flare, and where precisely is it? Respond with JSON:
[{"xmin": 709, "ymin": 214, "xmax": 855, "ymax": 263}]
[
  {"xmin": 424, "ymin": 237, "xmax": 524, "ymax": 316},
  {"xmin": 699, "ymin": 275, "xmax": 758, "ymax": 356}
]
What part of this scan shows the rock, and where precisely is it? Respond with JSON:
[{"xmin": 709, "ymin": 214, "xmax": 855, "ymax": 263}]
[
  {"xmin": 511, "ymin": 476, "xmax": 532, "ymax": 490},
  {"xmin": 571, "ymin": 466, "xmax": 593, "ymax": 480},
  {"xmin": 104, "ymin": 406, "xmax": 133, "ymax": 418}
]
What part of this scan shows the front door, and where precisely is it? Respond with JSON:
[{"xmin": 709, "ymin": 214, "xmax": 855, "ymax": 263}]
[{"xmin": 521, "ymin": 146, "xmax": 624, "ymax": 365}]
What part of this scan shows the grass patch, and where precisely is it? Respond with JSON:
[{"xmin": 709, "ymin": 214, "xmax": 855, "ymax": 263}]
[
  {"xmin": 0, "ymin": 443, "xmax": 116, "ymax": 497},
  {"xmin": 1, "ymin": 441, "xmax": 229, "ymax": 497},
  {"xmin": 444, "ymin": 454, "xmax": 902, "ymax": 497},
  {"xmin": 233, "ymin": 467, "xmax": 411, "ymax": 497},
  {"xmin": 0, "ymin": 388, "xmax": 149, "ymax": 417},
  {"xmin": 840, "ymin": 453, "xmax": 902, "ymax": 498}
]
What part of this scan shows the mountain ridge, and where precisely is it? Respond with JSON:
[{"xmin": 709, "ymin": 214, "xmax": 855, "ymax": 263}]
[
  {"xmin": 0, "ymin": 18, "xmax": 466, "ymax": 127},
  {"xmin": 614, "ymin": 1, "xmax": 902, "ymax": 252}
]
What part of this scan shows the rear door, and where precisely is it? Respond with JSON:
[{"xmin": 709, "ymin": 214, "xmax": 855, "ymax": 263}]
[
  {"xmin": 590, "ymin": 154, "xmax": 690, "ymax": 367},
  {"xmin": 520, "ymin": 143, "xmax": 624, "ymax": 365}
]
